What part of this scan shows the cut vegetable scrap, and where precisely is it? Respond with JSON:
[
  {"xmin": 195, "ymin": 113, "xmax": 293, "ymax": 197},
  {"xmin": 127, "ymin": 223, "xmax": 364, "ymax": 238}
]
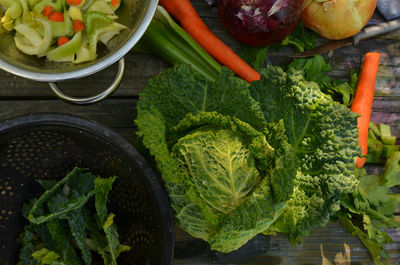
[
  {"xmin": 14, "ymin": 17, "xmax": 51, "ymax": 55},
  {"xmin": 47, "ymin": 31, "xmax": 81, "ymax": 61},
  {"xmin": 366, "ymin": 121, "xmax": 398, "ymax": 164},
  {"xmin": 88, "ymin": 22, "xmax": 125, "ymax": 58}
]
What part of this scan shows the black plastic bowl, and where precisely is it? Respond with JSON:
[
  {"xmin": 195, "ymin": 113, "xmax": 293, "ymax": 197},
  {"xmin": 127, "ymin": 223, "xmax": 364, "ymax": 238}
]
[{"xmin": 0, "ymin": 113, "xmax": 174, "ymax": 265}]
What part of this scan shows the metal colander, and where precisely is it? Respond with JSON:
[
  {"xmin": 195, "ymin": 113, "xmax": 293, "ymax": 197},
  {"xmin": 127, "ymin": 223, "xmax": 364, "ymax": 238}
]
[{"xmin": 0, "ymin": 113, "xmax": 174, "ymax": 265}]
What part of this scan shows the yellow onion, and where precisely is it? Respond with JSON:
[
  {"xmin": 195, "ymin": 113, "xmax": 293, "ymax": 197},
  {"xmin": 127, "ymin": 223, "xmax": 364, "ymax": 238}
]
[{"xmin": 301, "ymin": 0, "xmax": 377, "ymax": 40}]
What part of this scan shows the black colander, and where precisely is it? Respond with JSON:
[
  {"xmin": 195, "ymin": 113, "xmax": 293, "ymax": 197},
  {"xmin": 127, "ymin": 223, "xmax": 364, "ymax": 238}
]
[{"xmin": 0, "ymin": 113, "xmax": 174, "ymax": 265}]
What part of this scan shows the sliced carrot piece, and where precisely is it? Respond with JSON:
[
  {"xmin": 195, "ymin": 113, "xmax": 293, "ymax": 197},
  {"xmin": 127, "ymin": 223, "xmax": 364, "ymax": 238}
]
[
  {"xmin": 111, "ymin": 0, "xmax": 119, "ymax": 8},
  {"xmin": 67, "ymin": 0, "xmax": 82, "ymax": 6},
  {"xmin": 49, "ymin": 11, "xmax": 64, "ymax": 22},
  {"xmin": 57, "ymin": 36, "xmax": 70, "ymax": 46},
  {"xmin": 73, "ymin": 20, "xmax": 85, "ymax": 32},
  {"xmin": 42, "ymin": 5, "xmax": 54, "ymax": 16}
]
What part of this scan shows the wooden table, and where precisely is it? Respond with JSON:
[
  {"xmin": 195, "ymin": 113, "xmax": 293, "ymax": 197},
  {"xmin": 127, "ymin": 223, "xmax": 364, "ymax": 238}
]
[{"xmin": 0, "ymin": 1, "xmax": 399, "ymax": 264}]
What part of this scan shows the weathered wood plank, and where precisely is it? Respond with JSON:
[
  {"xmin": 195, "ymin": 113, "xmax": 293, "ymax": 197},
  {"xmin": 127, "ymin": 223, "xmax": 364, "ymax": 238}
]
[
  {"xmin": 173, "ymin": 220, "xmax": 400, "ymax": 265},
  {"xmin": 0, "ymin": 53, "xmax": 167, "ymax": 98},
  {"xmin": 0, "ymin": 99, "xmax": 138, "ymax": 128}
]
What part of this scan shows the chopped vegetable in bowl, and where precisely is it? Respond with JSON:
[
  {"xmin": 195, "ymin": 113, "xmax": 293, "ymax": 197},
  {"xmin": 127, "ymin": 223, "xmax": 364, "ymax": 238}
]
[{"xmin": 0, "ymin": 0, "xmax": 127, "ymax": 63}]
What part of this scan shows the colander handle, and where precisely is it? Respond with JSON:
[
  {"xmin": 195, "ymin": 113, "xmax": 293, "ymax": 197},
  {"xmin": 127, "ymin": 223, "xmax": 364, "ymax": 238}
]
[{"xmin": 48, "ymin": 58, "xmax": 125, "ymax": 105}]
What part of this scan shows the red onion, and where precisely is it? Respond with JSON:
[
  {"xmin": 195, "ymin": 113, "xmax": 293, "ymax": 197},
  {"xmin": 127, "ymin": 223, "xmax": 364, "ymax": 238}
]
[{"xmin": 218, "ymin": 0, "xmax": 303, "ymax": 46}]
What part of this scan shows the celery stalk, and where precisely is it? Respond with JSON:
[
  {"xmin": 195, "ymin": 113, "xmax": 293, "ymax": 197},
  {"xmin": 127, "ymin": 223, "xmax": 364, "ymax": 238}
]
[{"xmin": 135, "ymin": 6, "xmax": 221, "ymax": 81}]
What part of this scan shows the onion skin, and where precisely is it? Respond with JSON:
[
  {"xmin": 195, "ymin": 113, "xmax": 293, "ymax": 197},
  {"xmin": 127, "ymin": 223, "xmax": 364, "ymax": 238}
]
[
  {"xmin": 301, "ymin": 0, "xmax": 377, "ymax": 40},
  {"xmin": 218, "ymin": 0, "xmax": 303, "ymax": 46}
]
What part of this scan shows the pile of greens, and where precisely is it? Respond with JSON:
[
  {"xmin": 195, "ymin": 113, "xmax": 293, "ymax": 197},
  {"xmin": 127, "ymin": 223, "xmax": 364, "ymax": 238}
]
[
  {"xmin": 135, "ymin": 64, "xmax": 360, "ymax": 252},
  {"xmin": 19, "ymin": 167, "xmax": 130, "ymax": 265}
]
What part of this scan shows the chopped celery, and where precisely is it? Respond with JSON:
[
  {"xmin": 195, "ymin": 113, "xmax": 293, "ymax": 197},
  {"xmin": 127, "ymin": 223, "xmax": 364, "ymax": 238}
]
[
  {"xmin": 46, "ymin": 31, "xmax": 81, "ymax": 61},
  {"xmin": 0, "ymin": 0, "xmax": 22, "ymax": 30},
  {"xmin": 135, "ymin": 6, "xmax": 221, "ymax": 81},
  {"xmin": 32, "ymin": 0, "xmax": 64, "ymax": 14},
  {"xmin": 98, "ymin": 21, "xmax": 125, "ymax": 44},
  {"xmin": 68, "ymin": 6, "xmax": 82, "ymax": 21},
  {"xmin": 0, "ymin": 0, "xmax": 22, "ymax": 19},
  {"xmin": 87, "ymin": 1, "xmax": 114, "ymax": 16},
  {"xmin": 366, "ymin": 138, "xmax": 384, "ymax": 164},
  {"xmin": 74, "ymin": 44, "xmax": 92, "ymax": 63},
  {"xmin": 27, "ymin": 0, "xmax": 40, "ymax": 7},
  {"xmin": 379, "ymin": 123, "xmax": 397, "ymax": 145},
  {"xmin": 3, "ymin": 19, "xmax": 14, "ymax": 30},
  {"xmin": 88, "ymin": 22, "xmax": 124, "ymax": 58},
  {"xmin": 15, "ymin": 23, "xmax": 42, "ymax": 44},
  {"xmin": 18, "ymin": 0, "xmax": 29, "ymax": 19},
  {"xmin": 14, "ymin": 17, "xmax": 51, "ymax": 55},
  {"xmin": 49, "ymin": 12, "xmax": 73, "ymax": 38},
  {"xmin": 83, "ymin": 10, "xmax": 112, "ymax": 34},
  {"xmin": 383, "ymin": 145, "xmax": 400, "ymax": 158}
]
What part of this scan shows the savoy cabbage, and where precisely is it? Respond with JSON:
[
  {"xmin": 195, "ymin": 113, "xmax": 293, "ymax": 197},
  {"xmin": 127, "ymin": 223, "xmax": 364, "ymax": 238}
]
[{"xmin": 135, "ymin": 64, "xmax": 360, "ymax": 252}]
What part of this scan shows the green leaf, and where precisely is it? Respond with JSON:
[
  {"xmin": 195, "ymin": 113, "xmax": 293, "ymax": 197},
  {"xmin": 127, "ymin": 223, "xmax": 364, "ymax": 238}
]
[
  {"xmin": 339, "ymin": 216, "xmax": 387, "ymax": 265},
  {"xmin": 94, "ymin": 176, "xmax": 129, "ymax": 265},
  {"xmin": 31, "ymin": 248, "xmax": 60, "ymax": 264},
  {"xmin": 46, "ymin": 219, "xmax": 82, "ymax": 265},
  {"xmin": 63, "ymin": 210, "xmax": 92, "ymax": 265},
  {"xmin": 280, "ymin": 22, "xmax": 318, "ymax": 52},
  {"xmin": 384, "ymin": 151, "xmax": 400, "ymax": 187},
  {"xmin": 28, "ymin": 168, "xmax": 97, "ymax": 224},
  {"xmin": 237, "ymin": 45, "xmax": 269, "ymax": 71},
  {"xmin": 289, "ymin": 56, "xmax": 358, "ymax": 106}
]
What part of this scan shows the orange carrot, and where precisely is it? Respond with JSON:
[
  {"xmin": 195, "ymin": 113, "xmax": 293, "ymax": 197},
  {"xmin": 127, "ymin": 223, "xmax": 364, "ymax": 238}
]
[
  {"xmin": 111, "ymin": 0, "xmax": 119, "ymax": 8},
  {"xmin": 57, "ymin": 37, "xmax": 69, "ymax": 46},
  {"xmin": 49, "ymin": 12, "xmax": 64, "ymax": 22},
  {"xmin": 42, "ymin": 5, "xmax": 54, "ymax": 16},
  {"xmin": 159, "ymin": 0, "xmax": 260, "ymax": 82},
  {"xmin": 73, "ymin": 20, "xmax": 85, "ymax": 32},
  {"xmin": 66, "ymin": 0, "xmax": 82, "ymax": 6},
  {"xmin": 351, "ymin": 52, "xmax": 381, "ymax": 168}
]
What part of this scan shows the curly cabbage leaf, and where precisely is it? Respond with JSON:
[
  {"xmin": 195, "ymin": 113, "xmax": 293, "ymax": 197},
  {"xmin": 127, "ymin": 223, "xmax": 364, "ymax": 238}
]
[
  {"xmin": 136, "ymin": 65, "xmax": 296, "ymax": 252},
  {"xmin": 249, "ymin": 66, "xmax": 360, "ymax": 243}
]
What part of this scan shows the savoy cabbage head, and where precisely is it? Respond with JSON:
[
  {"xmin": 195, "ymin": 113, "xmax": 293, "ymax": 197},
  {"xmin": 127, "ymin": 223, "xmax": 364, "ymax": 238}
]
[{"xmin": 135, "ymin": 64, "xmax": 360, "ymax": 252}]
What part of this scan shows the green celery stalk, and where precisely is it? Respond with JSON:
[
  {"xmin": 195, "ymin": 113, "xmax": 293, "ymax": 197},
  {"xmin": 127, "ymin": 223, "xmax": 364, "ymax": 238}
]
[{"xmin": 135, "ymin": 5, "xmax": 221, "ymax": 81}]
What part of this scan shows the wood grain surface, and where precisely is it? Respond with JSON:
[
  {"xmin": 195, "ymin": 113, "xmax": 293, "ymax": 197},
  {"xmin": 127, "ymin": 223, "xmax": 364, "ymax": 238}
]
[{"xmin": 0, "ymin": 1, "xmax": 399, "ymax": 264}]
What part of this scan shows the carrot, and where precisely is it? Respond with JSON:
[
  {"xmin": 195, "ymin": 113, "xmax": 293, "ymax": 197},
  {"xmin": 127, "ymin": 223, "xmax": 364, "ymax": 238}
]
[
  {"xmin": 57, "ymin": 37, "xmax": 69, "ymax": 46},
  {"xmin": 159, "ymin": 0, "xmax": 260, "ymax": 82},
  {"xmin": 49, "ymin": 12, "xmax": 64, "ymax": 22},
  {"xmin": 42, "ymin": 5, "xmax": 54, "ymax": 16},
  {"xmin": 66, "ymin": 0, "xmax": 82, "ymax": 5},
  {"xmin": 350, "ymin": 52, "xmax": 381, "ymax": 168},
  {"xmin": 73, "ymin": 20, "xmax": 85, "ymax": 32},
  {"xmin": 111, "ymin": 0, "xmax": 119, "ymax": 8}
]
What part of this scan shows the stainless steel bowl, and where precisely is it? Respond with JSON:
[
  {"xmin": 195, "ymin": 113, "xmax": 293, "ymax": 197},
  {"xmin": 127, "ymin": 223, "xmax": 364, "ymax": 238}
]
[{"xmin": 0, "ymin": 0, "xmax": 158, "ymax": 104}]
